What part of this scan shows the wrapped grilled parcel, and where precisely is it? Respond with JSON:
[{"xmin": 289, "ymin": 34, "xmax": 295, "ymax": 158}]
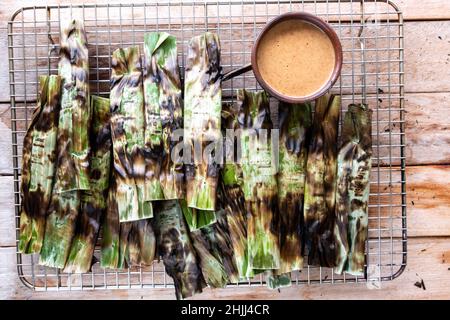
[
  {"xmin": 143, "ymin": 32, "xmax": 184, "ymax": 201},
  {"xmin": 64, "ymin": 96, "xmax": 112, "ymax": 273},
  {"xmin": 153, "ymin": 200, "xmax": 206, "ymax": 299},
  {"xmin": 184, "ymin": 32, "xmax": 222, "ymax": 212},
  {"xmin": 100, "ymin": 178, "xmax": 156, "ymax": 269},
  {"xmin": 110, "ymin": 46, "xmax": 152, "ymax": 222},
  {"xmin": 220, "ymin": 103, "xmax": 251, "ymax": 279},
  {"xmin": 40, "ymin": 20, "xmax": 91, "ymax": 268},
  {"xmin": 334, "ymin": 104, "xmax": 372, "ymax": 276},
  {"xmin": 303, "ymin": 94, "xmax": 340, "ymax": 268},
  {"xmin": 277, "ymin": 101, "xmax": 312, "ymax": 274},
  {"xmin": 266, "ymin": 101, "xmax": 313, "ymax": 290},
  {"xmin": 19, "ymin": 75, "xmax": 61, "ymax": 254},
  {"xmin": 237, "ymin": 89, "xmax": 280, "ymax": 270}
]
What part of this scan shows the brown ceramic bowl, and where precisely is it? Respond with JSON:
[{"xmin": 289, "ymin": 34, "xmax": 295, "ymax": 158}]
[{"xmin": 251, "ymin": 12, "xmax": 343, "ymax": 103}]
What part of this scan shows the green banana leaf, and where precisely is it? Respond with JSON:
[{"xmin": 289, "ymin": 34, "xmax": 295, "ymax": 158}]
[
  {"xmin": 63, "ymin": 96, "xmax": 112, "ymax": 273},
  {"xmin": 153, "ymin": 200, "xmax": 206, "ymax": 299},
  {"xmin": 110, "ymin": 46, "xmax": 152, "ymax": 222},
  {"xmin": 100, "ymin": 177, "xmax": 156, "ymax": 269},
  {"xmin": 237, "ymin": 89, "xmax": 280, "ymax": 271},
  {"xmin": 184, "ymin": 32, "xmax": 222, "ymax": 211},
  {"xmin": 19, "ymin": 75, "xmax": 61, "ymax": 254},
  {"xmin": 53, "ymin": 19, "xmax": 91, "ymax": 193},
  {"xmin": 334, "ymin": 104, "xmax": 372, "ymax": 276},
  {"xmin": 277, "ymin": 101, "xmax": 312, "ymax": 274},
  {"xmin": 143, "ymin": 32, "xmax": 184, "ymax": 200},
  {"xmin": 220, "ymin": 103, "xmax": 251, "ymax": 279},
  {"xmin": 303, "ymin": 94, "xmax": 340, "ymax": 267},
  {"xmin": 40, "ymin": 20, "xmax": 92, "ymax": 268}
]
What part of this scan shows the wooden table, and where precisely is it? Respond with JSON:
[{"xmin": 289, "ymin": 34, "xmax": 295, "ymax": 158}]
[{"xmin": 1, "ymin": 0, "xmax": 449, "ymax": 300}]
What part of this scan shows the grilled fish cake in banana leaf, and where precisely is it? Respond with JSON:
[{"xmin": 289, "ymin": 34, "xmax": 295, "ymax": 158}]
[
  {"xmin": 190, "ymin": 207, "xmax": 240, "ymax": 287},
  {"xmin": 237, "ymin": 89, "xmax": 280, "ymax": 271},
  {"xmin": 153, "ymin": 200, "xmax": 206, "ymax": 299},
  {"xmin": 276, "ymin": 101, "xmax": 312, "ymax": 274},
  {"xmin": 143, "ymin": 32, "xmax": 184, "ymax": 200},
  {"xmin": 64, "ymin": 96, "xmax": 112, "ymax": 273},
  {"xmin": 53, "ymin": 19, "xmax": 91, "ymax": 193},
  {"xmin": 334, "ymin": 104, "xmax": 372, "ymax": 276},
  {"xmin": 110, "ymin": 46, "xmax": 152, "ymax": 222},
  {"xmin": 220, "ymin": 103, "xmax": 251, "ymax": 279},
  {"xmin": 100, "ymin": 177, "xmax": 156, "ymax": 269},
  {"xmin": 40, "ymin": 20, "xmax": 92, "ymax": 268},
  {"xmin": 303, "ymin": 94, "xmax": 340, "ymax": 267},
  {"xmin": 184, "ymin": 32, "xmax": 222, "ymax": 212},
  {"xmin": 19, "ymin": 75, "xmax": 61, "ymax": 254}
]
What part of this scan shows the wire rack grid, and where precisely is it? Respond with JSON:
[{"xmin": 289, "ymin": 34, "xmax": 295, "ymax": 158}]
[{"xmin": 8, "ymin": 0, "xmax": 406, "ymax": 292}]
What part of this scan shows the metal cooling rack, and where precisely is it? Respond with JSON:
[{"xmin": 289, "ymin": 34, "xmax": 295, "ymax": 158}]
[{"xmin": 8, "ymin": 0, "xmax": 406, "ymax": 292}]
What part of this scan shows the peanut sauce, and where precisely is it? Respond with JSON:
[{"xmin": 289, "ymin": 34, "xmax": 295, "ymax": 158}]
[{"xmin": 256, "ymin": 19, "xmax": 335, "ymax": 98}]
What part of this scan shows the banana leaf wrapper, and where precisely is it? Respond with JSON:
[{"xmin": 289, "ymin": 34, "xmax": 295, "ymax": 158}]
[
  {"xmin": 100, "ymin": 178, "xmax": 156, "ymax": 269},
  {"xmin": 39, "ymin": 20, "xmax": 91, "ymax": 268},
  {"xmin": 19, "ymin": 75, "xmax": 61, "ymax": 254},
  {"xmin": 63, "ymin": 96, "xmax": 112, "ymax": 273},
  {"xmin": 276, "ymin": 102, "xmax": 312, "ymax": 274},
  {"xmin": 303, "ymin": 94, "xmax": 340, "ymax": 267},
  {"xmin": 237, "ymin": 89, "xmax": 280, "ymax": 271},
  {"xmin": 143, "ymin": 32, "xmax": 184, "ymax": 200},
  {"xmin": 53, "ymin": 19, "xmax": 91, "ymax": 193},
  {"xmin": 265, "ymin": 272, "xmax": 292, "ymax": 290},
  {"xmin": 110, "ymin": 46, "xmax": 152, "ymax": 222},
  {"xmin": 184, "ymin": 32, "xmax": 222, "ymax": 211},
  {"xmin": 220, "ymin": 103, "xmax": 251, "ymax": 279},
  {"xmin": 190, "ymin": 207, "xmax": 240, "ymax": 287},
  {"xmin": 39, "ymin": 190, "xmax": 81, "ymax": 268},
  {"xmin": 180, "ymin": 200, "xmax": 216, "ymax": 231},
  {"xmin": 153, "ymin": 200, "xmax": 206, "ymax": 299},
  {"xmin": 334, "ymin": 104, "xmax": 372, "ymax": 276}
]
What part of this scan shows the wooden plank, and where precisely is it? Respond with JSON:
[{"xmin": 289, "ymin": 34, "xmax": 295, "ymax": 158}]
[
  {"xmin": 1, "ymin": 0, "xmax": 450, "ymax": 25},
  {"xmin": 4, "ymin": 237, "xmax": 449, "ymax": 299},
  {"xmin": 404, "ymin": 92, "xmax": 450, "ymax": 165},
  {"xmin": 0, "ymin": 176, "xmax": 15, "ymax": 247},
  {"xmin": 0, "ymin": 247, "xmax": 19, "ymax": 300},
  {"xmin": 407, "ymin": 165, "xmax": 450, "ymax": 237}
]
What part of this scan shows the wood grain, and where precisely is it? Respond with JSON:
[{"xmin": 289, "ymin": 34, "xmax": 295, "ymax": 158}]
[
  {"xmin": 3, "ymin": 237, "xmax": 448, "ymax": 299},
  {"xmin": 0, "ymin": 176, "xmax": 15, "ymax": 247}
]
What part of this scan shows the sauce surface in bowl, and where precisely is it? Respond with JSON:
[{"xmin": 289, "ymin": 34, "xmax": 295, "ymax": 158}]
[{"xmin": 256, "ymin": 19, "xmax": 336, "ymax": 98}]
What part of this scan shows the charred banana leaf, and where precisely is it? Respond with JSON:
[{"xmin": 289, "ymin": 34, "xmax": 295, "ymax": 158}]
[
  {"xmin": 190, "ymin": 208, "xmax": 239, "ymax": 287},
  {"xmin": 184, "ymin": 32, "xmax": 222, "ymax": 211},
  {"xmin": 277, "ymin": 102, "xmax": 312, "ymax": 274},
  {"xmin": 237, "ymin": 89, "xmax": 280, "ymax": 271},
  {"xmin": 303, "ymin": 94, "xmax": 340, "ymax": 267},
  {"xmin": 143, "ymin": 32, "xmax": 184, "ymax": 200},
  {"xmin": 53, "ymin": 19, "xmax": 91, "ymax": 193},
  {"xmin": 110, "ymin": 46, "xmax": 152, "ymax": 222},
  {"xmin": 39, "ymin": 20, "xmax": 91, "ymax": 268},
  {"xmin": 220, "ymin": 103, "xmax": 251, "ymax": 279},
  {"xmin": 39, "ymin": 190, "xmax": 81, "ymax": 268},
  {"xmin": 189, "ymin": 223, "xmax": 229, "ymax": 288},
  {"xmin": 334, "ymin": 104, "xmax": 372, "ymax": 276},
  {"xmin": 19, "ymin": 75, "xmax": 61, "ymax": 254},
  {"xmin": 100, "ymin": 178, "xmax": 156, "ymax": 269},
  {"xmin": 64, "ymin": 96, "xmax": 112, "ymax": 273},
  {"xmin": 153, "ymin": 200, "xmax": 206, "ymax": 299},
  {"xmin": 100, "ymin": 179, "xmax": 125, "ymax": 269}
]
